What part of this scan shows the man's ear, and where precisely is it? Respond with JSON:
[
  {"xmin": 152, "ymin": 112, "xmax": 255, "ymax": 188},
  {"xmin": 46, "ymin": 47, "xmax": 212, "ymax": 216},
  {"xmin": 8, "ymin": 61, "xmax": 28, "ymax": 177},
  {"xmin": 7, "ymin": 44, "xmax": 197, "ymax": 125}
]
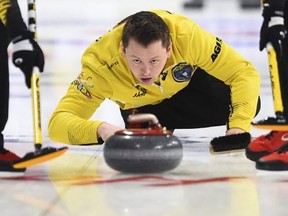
[
  {"xmin": 167, "ymin": 41, "xmax": 172, "ymax": 58},
  {"xmin": 120, "ymin": 41, "xmax": 126, "ymax": 55}
]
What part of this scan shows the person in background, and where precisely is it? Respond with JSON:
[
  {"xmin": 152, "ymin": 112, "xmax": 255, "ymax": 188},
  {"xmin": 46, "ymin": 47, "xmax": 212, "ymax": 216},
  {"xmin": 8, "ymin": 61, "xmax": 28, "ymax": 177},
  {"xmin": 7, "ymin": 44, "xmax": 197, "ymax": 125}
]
[
  {"xmin": 246, "ymin": 0, "xmax": 288, "ymax": 171},
  {"xmin": 48, "ymin": 10, "xmax": 261, "ymax": 155},
  {"xmin": 0, "ymin": 0, "xmax": 44, "ymax": 173}
]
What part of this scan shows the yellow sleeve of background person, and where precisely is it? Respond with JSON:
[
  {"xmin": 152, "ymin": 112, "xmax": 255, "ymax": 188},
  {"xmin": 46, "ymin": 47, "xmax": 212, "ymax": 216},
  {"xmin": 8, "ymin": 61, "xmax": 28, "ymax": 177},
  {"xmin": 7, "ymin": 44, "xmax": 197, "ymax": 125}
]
[
  {"xmin": 48, "ymin": 10, "xmax": 260, "ymax": 145},
  {"xmin": 0, "ymin": 0, "xmax": 28, "ymax": 37},
  {"xmin": 0, "ymin": 0, "xmax": 13, "ymax": 24}
]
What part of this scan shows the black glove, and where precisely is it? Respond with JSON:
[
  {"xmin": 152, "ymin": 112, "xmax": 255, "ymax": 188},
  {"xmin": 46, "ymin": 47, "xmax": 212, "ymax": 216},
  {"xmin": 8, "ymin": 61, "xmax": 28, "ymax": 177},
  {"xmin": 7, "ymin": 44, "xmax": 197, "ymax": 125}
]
[
  {"xmin": 259, "ymin": 4, "xmax": 286, "ymax": 61},
  {"xmin": 12, "ymin": 31, "xmax": 45, "ymax": 88}
]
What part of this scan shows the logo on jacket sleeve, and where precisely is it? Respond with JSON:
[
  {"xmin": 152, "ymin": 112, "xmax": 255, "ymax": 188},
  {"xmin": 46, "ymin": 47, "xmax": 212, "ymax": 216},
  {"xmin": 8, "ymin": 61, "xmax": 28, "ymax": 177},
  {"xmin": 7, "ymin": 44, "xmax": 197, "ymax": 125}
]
[
  {"xmin": 211, "ymin": 37, "xmax": 222, "ymax": 62},
  {"xmin": 71, "ymin": 79, "xmax": 92, "ymax": 99},
  {"xmin": 172, "ymin": 62, "xmax": 193, "ymax": 82},
  {"xmin": 133, "ymin": 85, "xmax": 147, "ymax": 97}
]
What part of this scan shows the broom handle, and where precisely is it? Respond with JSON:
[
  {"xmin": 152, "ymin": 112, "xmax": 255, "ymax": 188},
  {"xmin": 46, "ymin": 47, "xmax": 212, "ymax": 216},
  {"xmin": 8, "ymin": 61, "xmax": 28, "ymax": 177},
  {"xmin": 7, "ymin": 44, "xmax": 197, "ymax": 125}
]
[
  {"xmin": 266, "ymin": 43, "xmax": 284, "ymax": 115},
  {"xmin": 28, "ymin": 0, "xmax": 43, "ymax": 150}
]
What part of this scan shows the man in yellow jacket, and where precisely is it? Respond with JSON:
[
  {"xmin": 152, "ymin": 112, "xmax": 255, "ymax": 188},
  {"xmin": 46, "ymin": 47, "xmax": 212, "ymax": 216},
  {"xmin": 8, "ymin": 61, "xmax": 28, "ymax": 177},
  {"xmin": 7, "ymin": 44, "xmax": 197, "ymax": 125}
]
[{"xmin": 48, "ymin": 10, "xmax": 261, "ymax": 153}]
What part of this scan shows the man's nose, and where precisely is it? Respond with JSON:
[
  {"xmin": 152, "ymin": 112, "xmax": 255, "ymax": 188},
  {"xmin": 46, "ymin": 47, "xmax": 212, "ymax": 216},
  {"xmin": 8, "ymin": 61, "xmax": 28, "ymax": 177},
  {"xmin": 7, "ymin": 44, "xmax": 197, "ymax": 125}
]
[{"xmin": 142, "ymin": 65, "xmax": 151, "ymax": 75}]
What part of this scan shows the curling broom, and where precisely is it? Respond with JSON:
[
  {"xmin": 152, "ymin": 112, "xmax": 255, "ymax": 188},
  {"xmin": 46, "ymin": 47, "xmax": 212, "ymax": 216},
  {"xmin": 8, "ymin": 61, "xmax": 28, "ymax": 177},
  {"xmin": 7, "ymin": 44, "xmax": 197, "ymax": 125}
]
[
  {"xmin": 266, "ymin": 43, "xmax": 284, "ymax": 115},
  {"xmin": 252, "ymin": 43, "xmax": 287, "ymax": 130},
  {"xmin": 13, "ymin": 0, "xmax": 67, "ymax": 169}
]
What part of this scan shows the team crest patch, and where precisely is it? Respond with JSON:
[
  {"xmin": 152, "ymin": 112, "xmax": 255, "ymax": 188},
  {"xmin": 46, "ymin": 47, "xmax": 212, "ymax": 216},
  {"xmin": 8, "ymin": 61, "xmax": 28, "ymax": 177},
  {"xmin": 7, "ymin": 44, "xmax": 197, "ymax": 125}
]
[
  {"xmin": 172, "ymin": 62, "xmax": 193, "ymax": 82},
  {"xmin": 71, "ymin": 79, "xmax": 92, "ymax": 99}
]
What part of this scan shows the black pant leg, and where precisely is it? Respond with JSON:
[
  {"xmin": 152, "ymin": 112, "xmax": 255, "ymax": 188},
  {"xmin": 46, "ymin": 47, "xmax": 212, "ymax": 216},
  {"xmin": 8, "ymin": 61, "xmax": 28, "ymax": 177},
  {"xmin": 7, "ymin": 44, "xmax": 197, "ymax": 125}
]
[
  {"xmin": 121, "ymin": 69, "xmax": 233, "ymax": 130},
  {"xmin": 280, "ymin": 1, "xmax": 288, "ymax": 117},
  {"xmin": 0, "ymin": 21, "xmax": 10, "ymax": 149}
]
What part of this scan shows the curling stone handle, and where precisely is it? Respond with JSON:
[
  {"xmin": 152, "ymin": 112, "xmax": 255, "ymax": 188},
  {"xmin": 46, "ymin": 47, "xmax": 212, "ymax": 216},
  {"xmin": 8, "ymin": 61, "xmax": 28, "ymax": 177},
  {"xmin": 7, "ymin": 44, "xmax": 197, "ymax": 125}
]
[
  {"xmin": 115, "ymin": 113, "xmax": 172, "ymax": 135},
  {"xmin": 128, "ymin": 113, "xmax": 160, "ymax": 126}
]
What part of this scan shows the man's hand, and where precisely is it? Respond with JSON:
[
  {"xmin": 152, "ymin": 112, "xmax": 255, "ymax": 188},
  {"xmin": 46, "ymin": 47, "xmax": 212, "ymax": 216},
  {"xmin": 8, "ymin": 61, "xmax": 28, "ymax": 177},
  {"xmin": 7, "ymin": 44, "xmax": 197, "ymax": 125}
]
[
  {"xmin": 225, "ymin": 128, "xmax": 245, "ymax": 136},
  {"xmin": 12, "ymin": 31, "xmax": 45, "ymax": 88},
  {"xmin": 97, "ymin": 122, "xmax": 124, "ymax": 142}
]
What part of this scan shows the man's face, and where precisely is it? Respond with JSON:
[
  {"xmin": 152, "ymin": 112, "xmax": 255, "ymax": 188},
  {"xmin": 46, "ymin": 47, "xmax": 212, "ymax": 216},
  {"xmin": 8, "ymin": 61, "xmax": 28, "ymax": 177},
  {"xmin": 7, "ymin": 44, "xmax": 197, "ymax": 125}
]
[{"xmin": 122, "ymin": 38, "xmax": 171, "ymax": 85}]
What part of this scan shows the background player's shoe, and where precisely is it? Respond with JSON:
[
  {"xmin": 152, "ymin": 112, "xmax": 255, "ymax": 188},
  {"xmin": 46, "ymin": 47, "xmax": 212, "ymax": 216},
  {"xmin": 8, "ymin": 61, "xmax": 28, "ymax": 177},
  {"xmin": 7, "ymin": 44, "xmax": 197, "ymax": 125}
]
[
  {"xmin": 0, "ymin": 161, "xmax": 26, "ymax": 177},
  {"xmin": 256, "ymin": 143, "xmax": 288, "ymax": 171},
  {"xmin": 252, "ymin": 115, "xmax": 288, "ymax": 130},
  {"xmin": 0, "ymin": 148, "xmax": 21, "ymax": 161},
  {"xmin": 253, "ymin": 116, "xmax": 287, "ymax": 124},
  {"xmin": 0, "ymin": 149, "xmax": 26, "ymax": 177},
  {"xmin": 246, "ymin": 131, "xmax": 288, "ymax": 161}
]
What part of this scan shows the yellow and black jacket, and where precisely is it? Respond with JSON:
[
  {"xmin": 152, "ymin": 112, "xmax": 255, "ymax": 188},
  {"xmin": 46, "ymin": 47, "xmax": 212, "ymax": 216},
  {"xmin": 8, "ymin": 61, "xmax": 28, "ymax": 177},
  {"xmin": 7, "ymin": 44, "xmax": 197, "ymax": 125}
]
[
  {"xmin": 48, "ymin": 10, "xmax": 261, "ymax": 145},
  {"xmin": 0, "ymin": 0, "xmax": 27, "ymax": 38}
]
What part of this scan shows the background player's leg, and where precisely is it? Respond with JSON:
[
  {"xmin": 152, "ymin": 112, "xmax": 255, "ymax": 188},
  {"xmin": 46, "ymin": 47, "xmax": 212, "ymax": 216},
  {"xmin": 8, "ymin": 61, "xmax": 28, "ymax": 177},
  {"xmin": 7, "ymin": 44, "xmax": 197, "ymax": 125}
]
[
  {"xmin": 280, "ymin": 1, "xmax": 288, "ymax": 118},
  {"xmin": 0, "ymin": 21, "xmax": 10, "ymax": 151},
  {"xmin": 0, "ymin": 21, "xmax": 23, "ymax": 163},
  {"xmin": 183, "ymin": 0, "xmax": 204, "ymax": 9},
  {"xmin": 253, "ymin": 0, "xmax": 288, "ymax": 130},
  {"xmin": 239, "ymin": 0, "xmax": 260, "ymax": 9}
]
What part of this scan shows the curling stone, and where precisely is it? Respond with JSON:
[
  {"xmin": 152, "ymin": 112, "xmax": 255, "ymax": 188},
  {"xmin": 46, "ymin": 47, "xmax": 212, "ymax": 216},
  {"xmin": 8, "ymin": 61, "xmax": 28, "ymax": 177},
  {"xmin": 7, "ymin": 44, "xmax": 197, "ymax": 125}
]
[{"xmin": 104, "ymin": 114, "xmax": 183, "ymax": 173}]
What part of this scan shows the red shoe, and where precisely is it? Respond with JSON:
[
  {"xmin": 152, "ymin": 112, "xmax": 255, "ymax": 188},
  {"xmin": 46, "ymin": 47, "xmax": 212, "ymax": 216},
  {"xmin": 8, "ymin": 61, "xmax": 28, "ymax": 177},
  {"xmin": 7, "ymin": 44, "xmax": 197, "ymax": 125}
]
[
  {"xmin": 246, "ymin": 131, "xmax": 288, "ymax": 161},
  {"xmin": 0, "ymin": 149, "xmax": 26, "ymax": 176},
  {"xmin": 256, "ymin": 143, "xmax": 288, "ymax": 171},
  {"xmin": 0, "ymin": 149, "xmax": 21, "ymax": 162}
]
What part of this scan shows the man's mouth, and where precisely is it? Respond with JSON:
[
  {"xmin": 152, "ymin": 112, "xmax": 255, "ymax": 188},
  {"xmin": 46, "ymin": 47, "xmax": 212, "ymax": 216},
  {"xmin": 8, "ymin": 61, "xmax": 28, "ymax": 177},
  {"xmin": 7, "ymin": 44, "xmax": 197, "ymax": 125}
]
[{"xmin": 140, "ymin": 77, "xmax": 152, "ymax": 83}]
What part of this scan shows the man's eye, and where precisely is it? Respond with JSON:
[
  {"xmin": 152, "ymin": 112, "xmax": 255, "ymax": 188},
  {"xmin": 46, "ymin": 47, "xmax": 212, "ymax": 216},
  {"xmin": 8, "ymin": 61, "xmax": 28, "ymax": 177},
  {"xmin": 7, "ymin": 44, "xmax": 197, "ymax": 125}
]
[
  {"xmin": 151, "ymin": 60, "xmax": 159, "ymax": 64},
  {"xmin": 133, "ymin": 59, "xmax": 141, "ymax": 64}
]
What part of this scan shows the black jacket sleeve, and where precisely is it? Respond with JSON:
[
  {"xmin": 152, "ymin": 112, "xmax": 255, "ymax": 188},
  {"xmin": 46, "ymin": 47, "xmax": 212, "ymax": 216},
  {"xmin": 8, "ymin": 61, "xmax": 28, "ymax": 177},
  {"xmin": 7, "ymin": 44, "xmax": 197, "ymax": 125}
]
[{"xmin": 0, "ymin": 0, "xmax": 27, "ymax": 38}]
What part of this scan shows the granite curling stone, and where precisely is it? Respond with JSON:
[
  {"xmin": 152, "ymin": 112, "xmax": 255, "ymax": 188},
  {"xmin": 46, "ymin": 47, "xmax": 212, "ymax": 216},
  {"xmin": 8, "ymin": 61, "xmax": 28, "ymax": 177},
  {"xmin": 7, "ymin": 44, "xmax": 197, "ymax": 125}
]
[{"xmin": 104, "ymin": 114, "xmax": 183, "ymax": 173}]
